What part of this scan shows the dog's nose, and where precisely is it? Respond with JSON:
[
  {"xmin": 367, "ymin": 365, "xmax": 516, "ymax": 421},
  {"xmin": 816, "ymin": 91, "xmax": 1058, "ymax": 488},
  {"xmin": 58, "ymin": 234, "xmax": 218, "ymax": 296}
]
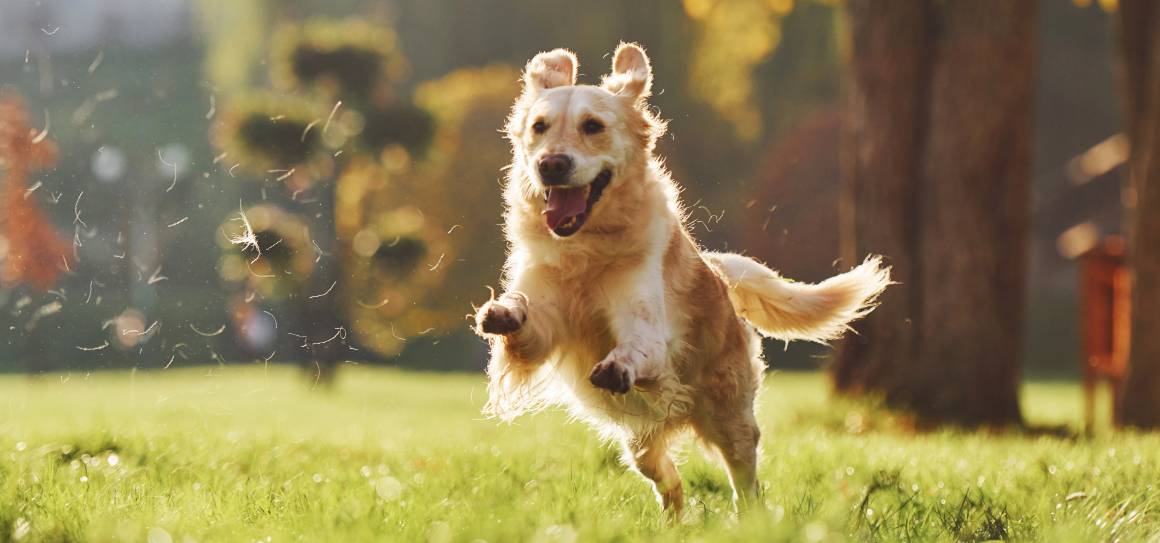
[{"xmin": 537, "ymin": 154, "xmax": 573, "ymax": 186}]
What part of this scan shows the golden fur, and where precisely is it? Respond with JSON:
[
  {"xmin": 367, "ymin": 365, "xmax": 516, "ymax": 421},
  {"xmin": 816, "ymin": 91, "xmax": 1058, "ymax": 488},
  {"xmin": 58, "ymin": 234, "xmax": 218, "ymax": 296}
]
[{"xmin": 474, "ymin": 43, "xmax": 891, "ymax": 513}]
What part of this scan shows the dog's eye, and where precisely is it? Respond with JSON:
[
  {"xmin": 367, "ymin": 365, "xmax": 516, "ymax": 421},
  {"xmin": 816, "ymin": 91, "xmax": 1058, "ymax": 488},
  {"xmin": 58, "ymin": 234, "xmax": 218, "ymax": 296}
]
[
  {"xmin": 582, "ymin": 119, "xmax": 605, "ymax": 135},
  {"xmin": 532, "ymin": 120, "xmax": 548, "ymax": 134}
]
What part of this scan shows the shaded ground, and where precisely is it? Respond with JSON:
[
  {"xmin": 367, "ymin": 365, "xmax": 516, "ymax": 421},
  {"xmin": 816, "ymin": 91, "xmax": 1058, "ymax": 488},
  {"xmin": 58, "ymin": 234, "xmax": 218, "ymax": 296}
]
[{"xmin": 0, "ymin": 366, "xmax": 1156, "ymax": 541}]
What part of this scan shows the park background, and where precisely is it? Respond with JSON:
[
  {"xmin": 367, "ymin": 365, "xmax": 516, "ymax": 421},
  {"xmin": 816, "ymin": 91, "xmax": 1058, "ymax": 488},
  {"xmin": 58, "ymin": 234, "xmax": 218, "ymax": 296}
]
[
  {"xmin": 0, "ymin": 0, "xmax": 1133, "ymax": 380},
  {"xmin": 3, "ymin": 0, "xmax": 1160, "ymax": 541}
]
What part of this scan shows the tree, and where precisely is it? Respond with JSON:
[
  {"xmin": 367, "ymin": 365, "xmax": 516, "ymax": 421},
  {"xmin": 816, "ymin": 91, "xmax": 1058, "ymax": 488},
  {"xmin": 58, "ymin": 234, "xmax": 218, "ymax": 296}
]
[
  {"xmin": 833, "ymin": 0, "xmax": 1038, "ymax": 426},
  {"xmin": 0, "ymin": 94, "xmax": 75, "ymax": 372},
  {"xmin": 214, "ymin": 20, "xmax": 434, "ymax": 383},
  {"xmin": 1117, "ymin": 0, "xmax": 1160, "ymax": 428},
  {"xmin": 0, "ymin": 95, "xmax": 71, "ymax": 292},
  {"xmin": 214, "ymin": 20, "xmax": 520, "ymax": 377}
]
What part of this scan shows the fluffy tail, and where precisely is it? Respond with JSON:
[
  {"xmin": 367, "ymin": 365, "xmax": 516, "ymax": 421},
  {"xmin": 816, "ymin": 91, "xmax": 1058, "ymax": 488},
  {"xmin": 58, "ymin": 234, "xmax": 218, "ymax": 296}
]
[{"xmin": 703, "ymin": 252, "xmax": 891, "ymax": 343}]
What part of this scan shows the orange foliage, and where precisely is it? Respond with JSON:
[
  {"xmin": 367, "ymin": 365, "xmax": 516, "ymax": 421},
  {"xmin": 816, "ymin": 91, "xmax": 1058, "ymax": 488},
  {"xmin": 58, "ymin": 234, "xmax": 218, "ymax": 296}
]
[{"xmin": 0, "ymin": 95, "xmax": 72, "ymax": 291}]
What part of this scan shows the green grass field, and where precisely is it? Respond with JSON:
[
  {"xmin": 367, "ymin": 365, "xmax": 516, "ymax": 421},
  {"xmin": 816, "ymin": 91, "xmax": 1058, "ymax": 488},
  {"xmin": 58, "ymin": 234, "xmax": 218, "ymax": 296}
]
[{"xmin": 1, "ymin": 366, "xmax": 1157, "ymax": 542}]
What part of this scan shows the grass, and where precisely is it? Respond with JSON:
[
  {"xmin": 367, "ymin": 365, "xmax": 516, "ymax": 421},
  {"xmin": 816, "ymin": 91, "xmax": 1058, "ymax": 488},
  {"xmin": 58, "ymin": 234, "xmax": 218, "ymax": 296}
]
[{"xmin": 0, "ymin": 366, "xmax": 1157, "ymax": 542}]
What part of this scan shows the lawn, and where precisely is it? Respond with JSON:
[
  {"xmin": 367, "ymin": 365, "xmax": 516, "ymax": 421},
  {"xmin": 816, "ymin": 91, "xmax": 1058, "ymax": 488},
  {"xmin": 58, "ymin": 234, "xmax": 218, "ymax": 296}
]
[{"xmin": 0, "ymin": 365, "xmax": 1157, "ymax": 542}]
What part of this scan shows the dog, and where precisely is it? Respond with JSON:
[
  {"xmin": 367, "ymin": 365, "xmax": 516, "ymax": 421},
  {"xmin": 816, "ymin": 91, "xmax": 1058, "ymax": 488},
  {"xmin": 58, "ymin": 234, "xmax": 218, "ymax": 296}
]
[{"xmin": 474, "ymin": 43, "xmax": 890, "ymax": 513}]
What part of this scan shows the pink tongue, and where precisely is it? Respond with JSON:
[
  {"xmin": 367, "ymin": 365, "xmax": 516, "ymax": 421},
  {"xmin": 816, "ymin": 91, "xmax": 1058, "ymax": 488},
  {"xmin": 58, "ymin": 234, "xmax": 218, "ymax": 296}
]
[{"xmin": 544, "ymin": 187, "xmax": 587, "ymax": 230}]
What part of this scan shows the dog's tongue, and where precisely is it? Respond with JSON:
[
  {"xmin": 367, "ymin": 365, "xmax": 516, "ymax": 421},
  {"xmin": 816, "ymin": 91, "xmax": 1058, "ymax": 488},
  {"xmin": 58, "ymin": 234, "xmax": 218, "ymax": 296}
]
[{"xmin": 544, "ymin": 187, "xmax": 587, "ymax": 230}]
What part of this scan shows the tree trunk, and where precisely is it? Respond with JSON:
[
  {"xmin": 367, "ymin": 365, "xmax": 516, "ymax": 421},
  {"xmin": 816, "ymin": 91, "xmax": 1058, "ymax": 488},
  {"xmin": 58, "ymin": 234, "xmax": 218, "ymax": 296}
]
[
  {"xmin": 835, "ymin": 0, "xmax": 929, "ymax": 404},
  {"xmin": 835, "ymin": 0, "xmax": 1037, "ymax": 427},
  {"xmin": 1117, "ymin": 0, "xmax": 1160, "ymax": 428},
  {"xmin": 302, "ymin": 180, "xmax": 347, "ymax": 386}
]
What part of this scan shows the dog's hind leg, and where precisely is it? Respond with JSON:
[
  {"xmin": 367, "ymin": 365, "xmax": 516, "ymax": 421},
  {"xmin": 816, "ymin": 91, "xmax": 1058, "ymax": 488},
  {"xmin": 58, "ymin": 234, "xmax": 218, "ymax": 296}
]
[
  {"xmin": 691, "ymin": 348, "xmax": 763, "ymax": 511},
  {"xmin": 625, "ymin": 431, "xmax": 684, "ymax": 515},
  {"xmin": 694, "ymin": 410, "xmax": 761, "ymax": 510}
]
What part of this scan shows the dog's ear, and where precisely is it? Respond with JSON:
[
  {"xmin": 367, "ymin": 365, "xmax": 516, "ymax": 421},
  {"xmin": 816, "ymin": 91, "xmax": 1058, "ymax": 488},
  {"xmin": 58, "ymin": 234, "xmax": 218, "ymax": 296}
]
[
  {"xmin": 602, "ymin": 42, "xmax": 652, "ymax": 101},
  {"xmin": 523, "ymin": 49, "xmax": 577, "ymax": 93}
]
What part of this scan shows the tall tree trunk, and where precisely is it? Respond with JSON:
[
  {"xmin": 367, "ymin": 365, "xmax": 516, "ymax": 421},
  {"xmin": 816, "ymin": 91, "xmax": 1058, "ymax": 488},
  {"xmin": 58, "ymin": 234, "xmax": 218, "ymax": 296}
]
[
  {"xmin": 835, "ymin": 0, "xmax": 929, "ymax": 404},
  {"xmin": 1117, "ymin": 0, "xmax": 1160, "ymax": 428},
  {"xmin": 835, "ymin": 0, "xmax": 1037, "ymax": 427}
]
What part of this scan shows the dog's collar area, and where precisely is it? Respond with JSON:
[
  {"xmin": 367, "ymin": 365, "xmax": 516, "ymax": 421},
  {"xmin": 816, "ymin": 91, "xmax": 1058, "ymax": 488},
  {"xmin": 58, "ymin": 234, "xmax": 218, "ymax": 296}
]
[{"xmin": 544, "ymin": 169, "xmax": 612, "ymax": 237}]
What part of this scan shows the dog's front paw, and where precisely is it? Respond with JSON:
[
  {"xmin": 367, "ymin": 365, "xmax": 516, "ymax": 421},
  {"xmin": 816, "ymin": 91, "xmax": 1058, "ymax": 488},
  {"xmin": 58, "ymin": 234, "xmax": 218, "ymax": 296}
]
[
  {"xmin": 476, "ymin": 294, "xmax": 527, "ymax": 336},
  {"xmin": 589, "ymin": 357, "xmax": 635, "ymax": 394}
]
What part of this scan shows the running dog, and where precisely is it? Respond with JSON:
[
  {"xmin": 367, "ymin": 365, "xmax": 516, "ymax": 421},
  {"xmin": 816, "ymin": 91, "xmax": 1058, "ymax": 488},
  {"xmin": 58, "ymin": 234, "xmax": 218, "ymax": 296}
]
[{"xmin": 474, "ymin": 43, "xmax": 890, "ymax": 513}]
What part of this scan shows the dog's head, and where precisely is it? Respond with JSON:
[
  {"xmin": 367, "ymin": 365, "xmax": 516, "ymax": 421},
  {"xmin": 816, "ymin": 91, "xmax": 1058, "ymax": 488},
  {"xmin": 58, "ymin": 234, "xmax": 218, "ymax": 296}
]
[{"xmin": 505, "ymin": 43, "xmax": 665, "ymax": 238}]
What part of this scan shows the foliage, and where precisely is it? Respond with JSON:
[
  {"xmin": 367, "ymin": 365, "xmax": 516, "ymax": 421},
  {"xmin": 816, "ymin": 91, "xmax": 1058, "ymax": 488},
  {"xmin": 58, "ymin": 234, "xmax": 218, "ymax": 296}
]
[
  {"xmin": 211, "ymin": 18, "xmax": 457, "ymax": 360},
  {"xmin": 217, "ymin": 204, "xmax": 316, "ymax": 300},
  {"xmin": 358, "ymin": 104, "xmax": 436, "ymax": 157},
  {"xmin": 0, "ymin": 95, "xmax": 72, "ymax": 291},
  {"xmin": 337, "ymin": 167, "xmax": 450, "ymax": 355},
  {"xmin": 213, "ymin": 92, "xmax": 329, "ymax": 176},
  {"xmin": 1072, "ymin": 0, "xmax": 1120, "ymax": 11},
  {"xmin": 196, "ymin": 0, "xmax": 269, "ymax": 93},
  {"xmin": 338, "ymin": 65, "xmax": 517, "ymax": 355},
  {"xmin": 682, "ymin": 0, "xmax": 841, "ymax": 141},
  {"xmin": 269, "ymin": 19, "xmax": 407, "ymax": 102},
  {"xmin": 1, "ymin": 368, "xmax": 1157, "ymax": 542},
  {"xmin": 411, "ymin": 65, "xmax": 519, "ymax": 132}
]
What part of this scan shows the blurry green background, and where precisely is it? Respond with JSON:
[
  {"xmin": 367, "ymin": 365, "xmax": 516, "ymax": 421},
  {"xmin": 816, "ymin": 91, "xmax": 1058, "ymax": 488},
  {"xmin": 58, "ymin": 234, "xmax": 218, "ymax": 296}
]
[{"xmin": 0, "ymin": 0, "xmax": 1122, "ymax": 376}]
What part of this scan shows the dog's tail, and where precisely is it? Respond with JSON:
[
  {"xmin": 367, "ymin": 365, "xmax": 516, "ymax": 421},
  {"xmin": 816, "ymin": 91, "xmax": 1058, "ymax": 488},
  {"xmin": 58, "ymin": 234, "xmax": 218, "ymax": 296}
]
[{"xmin": 703, "ymin": 252, "xmax": 891, "ymax": 343}]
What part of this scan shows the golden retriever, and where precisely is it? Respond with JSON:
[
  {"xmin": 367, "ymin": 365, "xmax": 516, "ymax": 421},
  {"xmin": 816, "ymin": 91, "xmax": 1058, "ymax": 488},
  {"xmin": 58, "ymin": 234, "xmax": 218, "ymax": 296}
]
[{"xmin": 474, "ymin": 43, "xmax": 890, "ymax": 513}]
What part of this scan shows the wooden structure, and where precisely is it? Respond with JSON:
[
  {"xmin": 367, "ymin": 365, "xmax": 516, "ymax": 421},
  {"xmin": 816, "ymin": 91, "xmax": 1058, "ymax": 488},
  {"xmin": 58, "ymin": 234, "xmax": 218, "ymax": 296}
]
[{"xmin": 1078, "ymin": 235, "xmax": 1131, "ymax": 432}]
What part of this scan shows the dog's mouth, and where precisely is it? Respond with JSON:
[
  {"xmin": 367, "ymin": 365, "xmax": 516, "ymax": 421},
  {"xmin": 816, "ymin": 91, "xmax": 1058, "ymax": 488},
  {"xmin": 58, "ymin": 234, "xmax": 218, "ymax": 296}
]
[{"xmin": 542, "ymin": 169, "xmax": 612, "ymax": 237}]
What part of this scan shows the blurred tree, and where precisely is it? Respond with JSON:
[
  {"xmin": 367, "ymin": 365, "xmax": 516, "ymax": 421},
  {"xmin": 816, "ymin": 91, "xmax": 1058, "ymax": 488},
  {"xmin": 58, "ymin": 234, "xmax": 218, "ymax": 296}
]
[
  {"xmin": 196, "ymin": 0, "xmax": 270, "ymax": 94},
  {"xmin": 833, "ymin": 0, "xmax": 1038, "ymax": 426},
  {"xmin": 683, "ymin": 0, "xmax": 789, "ymax": 141},
  {"xmin": 341, "ymin": 65, "xmax": 515, "ymax": 356},
  {"xmin": 218, "ymin": 204, "xmax": 315, "ymax": 301},
  {"xmin": 682, "ymin": 0, "xmax": 841, "ymax": 141},
  {"xmin": 213, "ymin": 19, "xmax": 518, "ymax": 376},
  {"xmin": 214, "ymin": 19, "xmax": 434, "ymax": 383},
  {"xmin": 0, "ymin": 93, "xmax": 75, "ymax": 373},
  {"xmin": 1116, "ymin": 0, "xmax": 1160, "ymax": 428},
  {"xmin": 741, "ymin": 110, "xmax": 843, "ymax": 282},
  {"xmin": 0, "ymin": 94, "xmax": 72, "ymax": 291}
]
